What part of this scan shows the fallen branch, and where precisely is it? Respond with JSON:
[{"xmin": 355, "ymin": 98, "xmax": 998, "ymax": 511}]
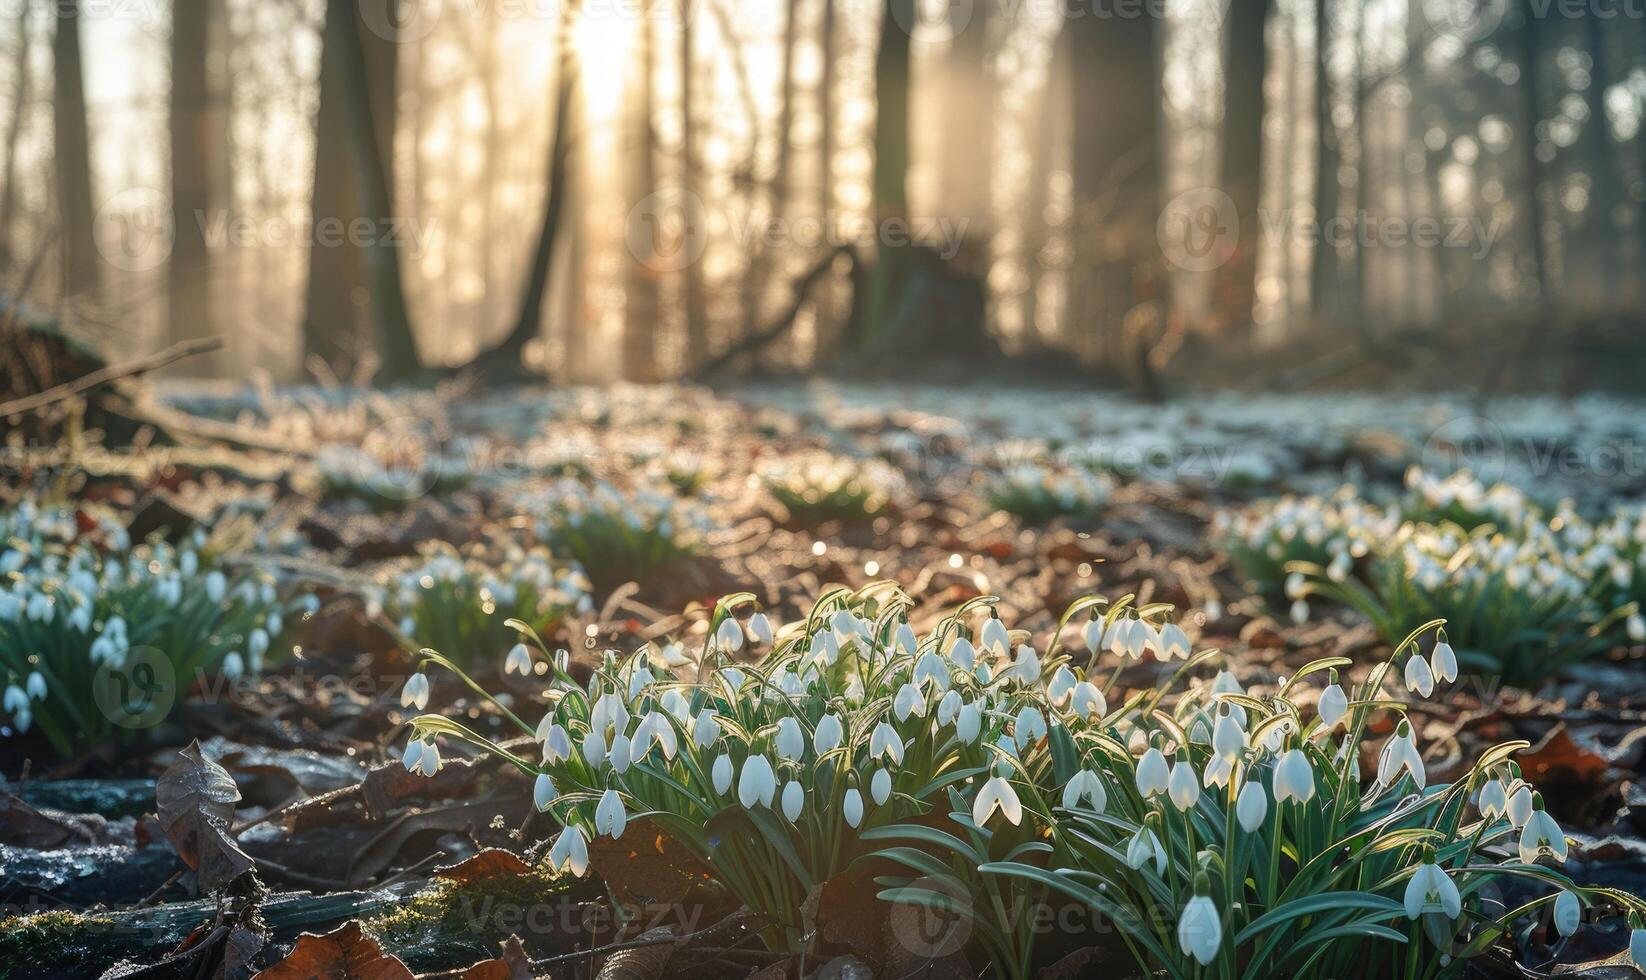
[
  {"xmin": 692, "ymin": 244, "xmax": 857, "ymax": 380},
  {"xmin": 0, "ymin": 336, "xmax": 223, "ymax": 419}
]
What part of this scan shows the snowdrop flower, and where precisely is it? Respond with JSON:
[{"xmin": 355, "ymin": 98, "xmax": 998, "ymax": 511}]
[
  {"xmin": 1273, "ymin": 748, "xmax": 1316, "ymax": 804},
  {"xmin": 749, "ymin": 712, "xmax": 795, "ymax": 761},
  {"xmin": 870, "ymin": 721, "xmax": 905, "ymax": 765},
  {"xmin": 782, "ymin": 780, "xmax": 804, "ymax": 821},
  {"xmin": 1317, "ymin": 675, "xmax": 1348, "ymax": 730},
  {"xmin": 581, "ymin": 730, "xmax": 607, "ymax": 768},
  {"xmin": 402, "ymin": 738, "xmax": 425, "ymax": 772},
  {"xmin": 1237, "ymin": 780, "xmax": 1268, "ymax": 832},
  {"xmin": 400, "ymin": 672, "xmax": 431, "ymax": 712},
  {"xmin": 894, "ymin": 682, "xmax": 926, "ymax": 721},
  {"xmin": 1507, "ymin": 782, "xmax": 1534, "ymax": 827},
  {"xmin": 1110, "ymin": 617, "xmax": 1147, "ymax": 659},
  {"xmin": 936, "ymin": 689, "xmax": 962, "ymax": 727},
  {"xmin": 692, "ymin": 708, "xmax": 721, "ymax": 748},
  {"xmin": 1157, "ymin": 622, "xmax": 1191, "ymax": 661},
  {"xmin": 813, "ymin": 713, "xmax": 843, "ymax": 755},
  {"xmin": 1136, "ymin": 747, "xmax": 1170, "ymax": 797},
  {"xmin": 749, "ymin": 612, "xmax": 773, "ymax": 646},
  {"xmin": 1009, "ymin": 644, "xmax": 1040, "ymax": 685},
  {"xmin": 1404, "ymin": 653, "xmax": 1434, "ymax": 698},
  {"xmin": 843, "ymin": 788, "xmax": 864, "ymax": 827},
  {"xmin": 548, "ymin": 825, "xmax": 589, "ymax": 877},
  {"xmin": 1202, "ymin": 755, "xmax": 1234, "ymax": 789},
  {"xmin": 715, "ymin": 616, "xmax": 745, "ymax": 653},
  {"xmin": 592, "ymin": 693, "xmax": 631, "ymax": 737},
  {"xmin": 810, "ymin": 630, "xmax": 840, "ymax": 666},
  {"xmin": 1210, "ymin": 671, "xmax": 1247, "ymax": 725},
  {"xmin": 221, "ymin": 652, "xmax": 245, "ymax": 679},
  {"xmin": 67, "ymin": 603, "xmax": 91, "ymax": 633},
  {"xmin": 1518, "ymin": 799, "xmax": 1567, "ymax": 864},
  {"xmin": 972, "ymin": 775, "xmax": 1022, "ymax": 826},
  {"xmin": 1403, "ymin": 859, "xmax": 1461, "ymax": 920},
  {"xmin": 627, "ymin": 666, "xmax": 655, "ymax": 701},
  {"xmin": 1125, "ymin": 824, "xmax": 1166, "ymax": 874},
  {"xmin": 871, "ymin": 767, "xmax": 893, "ymax": 805},
  {"xmin": 542, "ymin": 724, "xmax": 573, "ymax": 764},
  {"xmin": 1289, "ymin": 599, "xmax": 1309, "ymax": 624},
  {"xmin": 1062, "ymin": 770, "xmax": 1107, "ymax": 811},
  {"xmin": 1168, "ymin": 760, "xmax": 1201, "ymax": 810},
  {"xmin": 738, "ymin": 755, "xmax": 777, "ymax": 809},
  {"xmin": 980, "ymin": 616, "xmax": 1010, "ymax": 657},
  {"xmin": 913, "ymin": 651, "xmax": 948, "ymax": 691},
  {"xmin": 1430, "ymin": 641, "xmax": 1458, "ymax": 684},
  {"xmin": 1327, "ymin": 550, "xmax": 1352, "ymax": 582},
  {"xmin": 712, "ymin": 753, "xmax": 734, "ymax": 794},
  {"xmin": 955, "ymin": 701, "xmax": 982, "ymax": 743},
  {"xmin": 1069, "ymin": 681, "xmax": 1106, "ymax": 722},
  {"xmin": 895, "ymin": 622, "xmax": 917, "ymax": 656},
  {"xmin": 504, "ymin": 643, "xmax": 533, "ymax": 676},
  {"xmin": 632, "ymin": 711, "xmax": 678, "ymax": 761},
  {"xmin": 1013, "ymin": 706, "xmax": 1046, "ymax": 752},
  {"xmin": 594, "ymin": 788, "xmax": 627, "ymax": 838},
  {"xmin": 1629, "ymin": 613, "xmax": 1646, "ymax": 643},
  {"xmin": 26, "ymin": 592, "xmax": 52, "ymax": 623},
  {"xmin": 533, "ymin": 773, "xmax": 557, "ymax": 811},
  {"xmin": 206, "ymin": 571, "xmax": 227, "ymax": 603},
  {"xmin": 608, "ymin": 734, "xmax": 632, "ymax": 773},
  {"xmin": 415, "ymin": 739, "xmax": 441, "ymax": 776},
  {"xmin": 1377, "ymin": 722, "xmax": 1426, "ymax": 790},
  {"xmin": 1212, "ymin": 709, "xmax": 1245, "ymax": 760},
  {"xmin": 1630, "ymin": 921, "xmax": 1645, "ymax": 967},
  {"xmin": 1177, "ymin": 876, "xmax": 1223, "ymax": 966},
  {"xmin": 1553, "ymin": 890, "xmax": 1581, "ymax": 937},
  {"xmin": 1083, "ymin": 617, "xmax": 1108, "ymax": 652},
  {"xmin": 24, "ymin": 672, "xmax": 45, "ymax": 702},
  {"xmin": 948, "ymin": 636, "xmax": 976, "ymax": 671}
]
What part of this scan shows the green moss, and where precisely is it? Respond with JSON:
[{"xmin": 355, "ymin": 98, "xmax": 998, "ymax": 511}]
[
  {"xmin": 362, "ymin": 870, "xmax": 578, "ymax": 970},
  {"xmin": 0, "ymin": 910, "xmax": 124, "ymax": 977}
]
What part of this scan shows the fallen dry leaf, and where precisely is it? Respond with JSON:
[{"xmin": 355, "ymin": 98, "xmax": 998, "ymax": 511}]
[{"xmin": 253, "ymin": 922, "xmax": 413, "ymax": 980}]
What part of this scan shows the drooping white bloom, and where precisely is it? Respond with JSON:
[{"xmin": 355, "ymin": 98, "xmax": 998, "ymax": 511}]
[
  {"xmin": 1125, "ymin": 826, "xmax": 1166, "ymax": 874},
  {"xmin": 913, "ymin": 651, "xmax": 948, "ymax": 691},
  {"xmin": 548, "ymin": 824, "xmax": 589, "ymax": 877},
  {"xmin": 749, "ymin": 612, "xmax": 774, "ymax": 646},
  {"xmin": 632, "ymin": 711, "xmax": 679, "ymax": 761},
  {"xmin": 206, "ymin": 571, "xmax": 227, "ymax": 603},
  {"xmin": 24, "ymin": 672, "xmax": 45, "ymax": 702},
  {"xmin": 1009, "ymin": 644, "xmax": 1040, "ymax": 685},
  {"xmin": 1069, "ymin": 681, "xmax": 1106, "ymax": 722},
  {"xmin": 591, "ymin": 693, "xmax": 630, "ymax": 738},
  {"xmin": 1404, "ymin": 654, "xmax": 1435, "ymax": 698},
  {"xmin": 626, "ymin": 666, "xmax": 655, "ymax": 702},
  {"xmin": 1083, "ymin": 617, "xmax": 1107, "ymax": 653},
  {"xmin": 1046, "ymin": 665, "xmax": 1077, "ymax": 706},
  {"xmin": 712, "ymin": 753, "xmax": 733, "ymax": 794},
  {"xmin": 1213, "ymin": 709, "xmax": 1246, "ymax": 760},
  {"xmin": 871, "ymin": 767, "xmax": 893, "ymax": 805},
  {"xmin": 402, "ymin": 738, "xmax": 425, "ymax": 772},
  {"xmin": 1289, "ymin": 599, "xmax": 1309, "ymax": 624},
  {"xmin": 955, "ymin": 701, "xmax": 982, "ymax": 743},
  {"xmin": 781, "ymin": 780, "xmax": 804, "ymax": 821},
  {"xmin": 1629, "ymin": 613, "xmax": 1646, "ymax": 643},
  {"xmin": 1430, "ymin": 641, "xmax": 1458, "ymax": 684},
  {"xmin": 1062, "ymin": 770, "xmax": 1107, "ymax": 811},
  {"xmin": 980, "ymin": 617, "xmax": 1010, "ymax": 657},
  {"xmin": 581, "ymin": 730, "xmax": 608, "ymax": 768},
  {"xmin": 774, "ymin": 716, "xmax": 805, "ymax": 761},
  {"xmin": 1553, "ymin": 890, "xmax": 1581, "ymax": 937},
  {"xmin": 810, "ymin": 630, "xmax": 840, "ymax": 666},
  {"xmin": 715, "ymin": 616, "xmax": 745, "ymax": 653},
  {"xmin": 843, "ymin": 788, "xmax": 864, "ymax": 827},
  {"xmin": 415, "ymin": 739, "xmax": 441, "ymax": 776},
  {"xmin": 813, "ymin": 713, "xmax": 843, "ymax": 755},
  {"xmin": 1507, "ymin": 783, "xmax": 1534, "ymax": 827},
  {"xmin": 1014, "ymin": 706, "xmax": 1046, "ymax": 752},
  {"xmin": 1317, "ymin": 682, "xmax": 1348, "ymax": 730},
  {"xmin": 936, "ymin": 689, "xmax": 962, "ymax": 727},
  {"xmin": 1478, "ymin": 778, "xmax": 1507, "ymax": 820},
  {"xmin": 504, "ymin": 643, "xmax": 533, "ymax": 676},
  {"xmin": 1630, "ymin": 926, "xmax": 1646, "ymax": 967},
  {"xmin": 248, "ymin": 628, "xmax": 270, "ymax": 659},
  {"xmin": 894, "ymin": 682, "xmax": 926, "ymax": 722},
  {"xmin": 1273, "ymin": 749, "xmax": 1316, "ymax": 804},
  {"xmin": 1404, "ymin": 862, "xmax": 1461, "ymax": 920},
  {"xmin": 1177, "ymin": 894, "xmax": 1222, "ymax": 966},
  {"xmin": 692, "ymin": 708, "xmax": 722, "ymax": 748},
  {"xmin": 1236, "ymin": 780, "xmax": 1268, "ymax": 832},
  {"xmin": 541, "ymin": 723, "xmax": 572, "ymax": 763},
  {"xmin": 1202, "ymin": 755, "xmax": 1234, "ymax": 789},
  {"xmin": 948, "ymin": 636, "xmax": 976, "ymax": 672},
  {"xmin": 608, "ymin": 734, "xmax": 632, "ymax": 774},
  {"xmin": 1157, "ymin": 623, "xmax": 1191, "ymax": 661},
  {"xmin": 1519, "ymin": 806, "xmax": 1567, "ymax": 864},
  {"xmin": 1168, "ymin": 761, "xmax": 1201, "ymax": 810},
  {"xmin": 1136, "ymin": 747, "xmax": 1170, "ymax": 797},
  {"xmin": 738, "ymin": 755, "xmax": 777, "ymax": 809},
  {"xmin": 533, "ymin": 773, "xmax": 557, "ymax": 811},
  {"xmin": 1211, "ymin": 671, "xmax": 1247, "ymax": 725},
  {"xmin": 870, "ymin": 721, "xmax": 905, "ymax": 765},
  {"xmin": 895, "ymin": 623, "xmax": 918, "ymax": 656},
  {"xmin": 1377, "ymin": 723, "xmax": 1426, "ymax": 790},
  {"xmin": 972, "ymin": 775, "xmax": 1023, "ymax": 826},
  {"xmin": 401, "ymin": 672, "xmax": 431, "ymax": 711},
  {"xmin": 221, "ymin": 652, "xmax": 245, "ymax": 679},
  {"xmin": 594, "ymin": 789, "xmax": 627, "ymax": 838}
]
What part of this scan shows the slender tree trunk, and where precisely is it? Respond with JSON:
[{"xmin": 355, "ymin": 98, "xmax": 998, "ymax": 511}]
[
  {"xmin": 622, "ymin": 4, "xmax": 660, "ymax": 381},
  {"xmin": 739, "ymin": 0, "xmax": 799, "ymax": 360},
  {"xmin": 940, "ymin": 0, "xmax": 990, "ymax": 250},
  {"xmin": 1568, "ymin": 3, "xmax": 1621, "ymax": 303},
  {"xmin": 1515, "ymin": 1, "xmax": 1549, "ymax": 306},
  {"xmin": 1220, "ymin": 0, "xmax": 1269, "ymax": 338},
  {"xmin": 52, "ymin": 0, "xmax": 99, "ymax": 300},
  {"xmin": 848, "ymin": 0, "xmax": 914, "ymax": 351},
  {"xmin": 468, "ymin": 0, "xmax": 579, "ymax": 376},
  {"xmin": 1022, "ymin": 20, "xmax": 1064, "ymax": 350},
  {"xmin": 168, "ymin": 0, "xmax": 216, "ymax": 374},
  {"xmin": 1312, "ymin": 0, "xmax": 1340, "ymax": 324},
  {"xmin": 0, "ymin": 0, "xmax": 33, "ymax": 271},
  {"xmin": 1067, "ymin": 0, "xmax": 1161, "ymax": 364},
  {"xmin": 679, "ymin": 0, "xmax": 706, "ymax": 367}
]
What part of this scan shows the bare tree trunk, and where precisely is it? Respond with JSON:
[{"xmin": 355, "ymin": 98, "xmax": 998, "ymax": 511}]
[
  {"xmin": 1220, "ymin": 0, "xmax": 1269, "ymax": 338},
  {"xmin": 168, "ymin": 0, "xmax": 217, "ymax": 374},
  {"xmin": 622, "ymin": 3, "xmax": 660, "ymax": 382},
  {"xmin": 848, "ymin": 0, "xmax": 914, "ymax": 351},
  {"xmin": 1515, "ymin": 1, "xmax": 1550, "ymax": 307},
  {"xmin": 679, "ymin": 0, "xmax": 706, "ymax": 367},
  {"xmin": 940, "ymin": 0, "xmax": 990, "ymax": 256},
  {"xmin": 739, "ymin": 0, "xmax": 799, "ymax": 358},
  {"xmin": 466, "ymin": 0, "xmax": 579, "ymax": 377},
  {"xmin": 0, "ymin": 0, "xmax": 33, "ymax": 271},
  {"xmin": 52, "ymin": 0, "xmax": 99, "ymax": 301},
  {"xmin": 1568, "ymin": 3, "xmax": 1622, "ymax": 303},
  {"xmin": 1312, "ymin": 0, "xmax": 1340, "ymax": 324}
]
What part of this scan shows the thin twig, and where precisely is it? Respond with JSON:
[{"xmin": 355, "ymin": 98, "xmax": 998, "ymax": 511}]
[{"xmin": 0, "ymin": 336, "xmax": 224, "ymax": 418}]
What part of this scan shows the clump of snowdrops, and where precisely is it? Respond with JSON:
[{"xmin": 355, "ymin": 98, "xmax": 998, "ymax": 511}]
[
  {"xmin": 313, "ymin": 441, "xmax": 472, "ymax": 511},
  {"xmin": 1400, "ymin": 467, "xmax": 1532, "ymax": 531},
  {"xmin": 0, "ymin": 521, "xmax": 305, "ymax": 755},
  {"xmin": 374, "ymin": 543, "xmax": 593, "ymax": 669},
  {"xmin": 530, "ymin": 479, "xmax": 703, "ymax": 593},
  {"xmin": 399, "ymin": 585, "xmax": 1644, "ymax": 976},
  {"xmin": 985, "ymin": 462, "xmax": 1112, "ymax": 525},
  {"xmin": 1216, "ymin": 487, "xmax": 1397, "ymax": 597},
  {"xmin": 760, "ymin": 452, "xmax": 904, "ymax": 525}
]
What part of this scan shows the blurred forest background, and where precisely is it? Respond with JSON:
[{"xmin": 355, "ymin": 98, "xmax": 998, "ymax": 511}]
[{"xmin": 0, "ymin": 0, "xmax": 1642, "ymax": 393}]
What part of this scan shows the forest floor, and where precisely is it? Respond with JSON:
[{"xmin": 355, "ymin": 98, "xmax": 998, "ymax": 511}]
[{"xmin": 3, "ymin": 379, "xmax": 1646, "ymax": 978}]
